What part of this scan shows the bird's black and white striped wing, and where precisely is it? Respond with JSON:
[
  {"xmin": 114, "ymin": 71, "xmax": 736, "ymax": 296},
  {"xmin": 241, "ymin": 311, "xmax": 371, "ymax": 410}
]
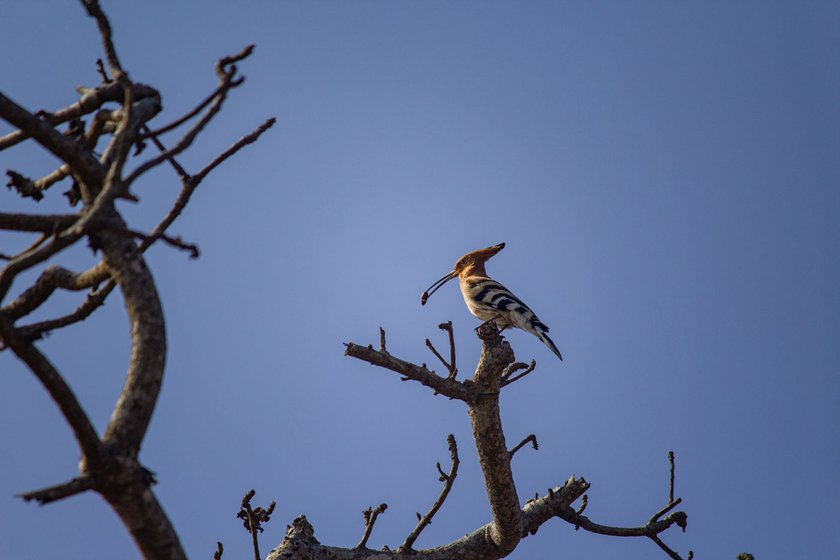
[{"xmin": 466, "ymin": 278, "xmax": 563, "ymax": 360}]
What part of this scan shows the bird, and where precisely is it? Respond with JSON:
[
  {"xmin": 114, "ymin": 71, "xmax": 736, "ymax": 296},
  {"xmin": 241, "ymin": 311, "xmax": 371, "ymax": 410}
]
[{"xmin": 421, "ymin": 242, "xmax": 563, "ymax": 360}]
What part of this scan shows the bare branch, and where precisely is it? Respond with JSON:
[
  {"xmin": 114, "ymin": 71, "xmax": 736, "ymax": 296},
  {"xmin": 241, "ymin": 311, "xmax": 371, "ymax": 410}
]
[
  {"xmin": 18, "ymin": 475, "xmax": 95, "ymax": 505},
  {"xmin": 501, "ymin": 360, "xmax": 536, "ymax": 387},
  {"xmin": 16, "ymin": 280, "xmax": 114, "ymax": 341},
  {"xmin": 189, "ymin": 117, "xmax": 275, "ymax": 184},
  {"xmin": 140, "ymin": 82, "xmax": 228, "ymax": 139},
  {"xmin": 0, "ymin": 82, "xmax": 157, "ymax": 151},
  {"xmin": 354, "ymin": 503, "xmax": 388, "ymax": 550},
  {"xmin": 79, "ymin": 0, "xmax": 124, "ymax": 78},
  {"xmin": 124, "ymin": 47, "xmax": 259, "ymax": 186},
  {"xmin": 0, "ymin": 212, "xmax": 78, "ymax": 233},
  {"xmin": 2, "ymin": 263, "xmax": 106, "ymax": 321},
  {"xmin": 140, "ymin": 125, "xmax": 189, "ymax": 180},
  {"xmin": 344, "ymin": 339, "xmax": 474, "ymax": 402},
  {"xmin": 509, "ymin": 434, "xmax": 538, "ymax": 458},
  {"xmin": 0, "ymin": 314, "xmax": 103, "ymax": 467},
  {"xmin": 669, "ymin": 450, "xmax": 675, "ymax": 503},
  {"xmin": 650, "ymin": 534, "xmax": 690, "ymax": 560},
  {"xmin": 118, "ymin": 228, "xmax": 199, "ymax": 259},
  {"xmin": 399, "ymin": 434, "xmax": 460, "ymax": 552},
  {"xmin": 237, "ymin": 489, "xmax": 276, "ymax": 560},
  {"xmin": 0, "ymin": 92, "xmax": 105, "ymax": 195}
]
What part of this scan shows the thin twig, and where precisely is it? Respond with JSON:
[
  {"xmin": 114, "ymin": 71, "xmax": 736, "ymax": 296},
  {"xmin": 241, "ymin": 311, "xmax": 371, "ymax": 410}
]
[
  {"xmin": 354, "ymin": 503, "xmax": 388, "ymax": 550},
  {"xmin": 80, "ymin": 0, "xmax": 124, "ymax": 78},
  {"xmin": 668, "ymin": 450, "xmax": 675, "ymax": 503},
  {"xmin": 379, "ymin": 326, "xmax": 387, "ymax": 353},
  {"xmin": 424, "ymin": 321, "xmax": 458, "ymax": 378},
  {"xmin": 501, "ymin": 360, "xmax": 537, "ymax": 387},
  {"xmin": 140, "ymin": 125, "xmax": 189, "ymax": 180},
  {"xmin": 213, "ymin": 542, "xmax": 224, "ymax": 560},
  {"xmin": 399, "ymin": 434, "xmax": 459, "ymax": 552},
  {"xmin": 509, "ymin": 434, "xmax": 538, "ymax": 458},
  {"xmin": 236, "ymin": 490, "xmax": 275, "ymax": 560},
  {"xmin": 17, "ymin": 475, "xmax": 95, "ymax": 505},
  {"xmin": 440, "ymin": 321, "xmax": 457, "ymax": 378},
  {"xmin": 124, "ymin": 48, "xmax": 259, "ymax": 186},
  {"xmin": 649, "ymin": 534, "xmax": 686, "ymax": 560},
  {"xmin": 575, "ymin": 494, "xmax": 588, "ymax": 515},
  {"xmin": 189, "ymin": 117, "xmax": 275, "ymax": 184},
  {"xmin": 120, "ymin": 228, "xmax": 200, "ymax": 259},
  {"xmin": 16, "ymin": 280, "xmax": 114, "ymax": 341},
  {"xmin": 140, "ymin": 83, "xmax": 228, "ymax": 139},
  {"xmin": 649, "ymin": 498, "xmax": 682, "ymax": 525}
]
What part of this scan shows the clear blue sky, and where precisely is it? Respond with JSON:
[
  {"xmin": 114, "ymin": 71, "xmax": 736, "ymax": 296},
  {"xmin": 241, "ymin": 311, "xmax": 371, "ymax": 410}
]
[{"xmin": 1, "ymin": 1, "xmax": 838, "ymax": 559}]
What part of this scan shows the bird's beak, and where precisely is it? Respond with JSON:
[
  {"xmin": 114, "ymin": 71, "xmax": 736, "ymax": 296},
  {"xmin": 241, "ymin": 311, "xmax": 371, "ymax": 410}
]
[{"xmin": 421, "ymin": 270, "xmax": 457, "ymax": 305}]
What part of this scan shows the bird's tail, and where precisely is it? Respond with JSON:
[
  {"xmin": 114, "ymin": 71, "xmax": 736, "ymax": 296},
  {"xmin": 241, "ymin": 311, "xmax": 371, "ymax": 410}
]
[{"xmin": 536, "ymin": 331, "xmax": 563, "ymax": 361}]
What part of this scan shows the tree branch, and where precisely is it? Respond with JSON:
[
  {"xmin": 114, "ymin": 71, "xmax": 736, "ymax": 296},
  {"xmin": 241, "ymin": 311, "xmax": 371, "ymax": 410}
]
[
  {"xmin": 345, "ymin": 337, "xmax": 474, "ymax": 402},
  {"xmin": 0, "ymin": 91, "xmax": 105, "ymax": 190},
  {"xmin": 0, "ymin": 314, "xmax": 103, "ymax": 468},
  {"xmin": 18, "ymin": 474, "xmax": 95, "ymax": 505},
  {"xmin": 509, "ymin": 434, "xmax": 538, "ymax": 459},
  {"xmin": 354, "ymin": 503, "xmax": 388, "ymax": 550},
  {"xmin": 399, "ymin": 434, "xmax": 459, "ymax": 552}
]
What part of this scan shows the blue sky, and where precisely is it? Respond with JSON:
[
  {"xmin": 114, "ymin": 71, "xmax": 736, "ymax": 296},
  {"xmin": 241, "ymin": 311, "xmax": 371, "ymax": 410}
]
[{"xmin": 1, "ymin": 1, "xmax": 839, "ymax": 559}]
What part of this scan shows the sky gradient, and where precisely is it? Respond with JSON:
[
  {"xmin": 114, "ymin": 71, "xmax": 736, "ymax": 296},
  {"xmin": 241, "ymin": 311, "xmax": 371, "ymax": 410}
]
[{"xmin": 1, "ymin": 2, "xmax": 839, "ymax": 559}]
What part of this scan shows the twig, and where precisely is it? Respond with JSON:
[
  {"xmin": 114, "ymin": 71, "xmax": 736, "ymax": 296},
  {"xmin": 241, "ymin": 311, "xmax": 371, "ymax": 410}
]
[
  {"xmin": 0, "ymin": 314, "xmax": 103, "ymax": 468},
  {"xmin": 3, "ymin": 232, "xmax": 49, "ymax": 263},
  {"xmin": 95, "ymin": 58, "xmax": 110, "ymax": 83},
  {"xmin": 16, "ymin": 281, "xmax": 114, "ymax": 341},
  {"xmin": 440, "ymin": 321, "xmax": 457, "ymax": 378},
  {"xmin": 345, "ymin": 341, "xmax": 474, "ymax": 402},
  {"xmin": 556, "ymin": 506, "xmax": 687, "ymax": 539},
  {"xmin": 140, "ymin": 125, "xmax": 189, "ymax": 180},
  {"xmin": 669, "ymin": 450, "xmax": 675, "ymax": 503},
  {"xmin": 354, "ymin": 503, "xmax": 388, "ymax": 550},
  {"xmin": 399, "ymin": 434, "xmax": 459, "ymax": 552},
  {"xmin": 120, "ymin": 228, "xmax": 200, "ymax": 259},
  {"xmin": 213, "ymin": 542, "xmax": 224, "ymax": 560},
  {"xmin": 509, "ymin": 434, "xmax": 538, "ymax": 458},
  {"xmin": 124, "ymin": 48, "xmax": 259, "ymax": 186},
  {"xmin": 649, "ymin": 498, "xmax": 682, "ymax": 525},
  {"xmin": 379, "ymin": 326, "xmax": 387, "ymax": 353},
  {"xmin": 140, "ymin": 83, "xmax": 228, "ymax": 139},
  {"xmin": 650, "ymin": 534, "xmax": 687, "ymax": 560},
  {"xmin": 236, "ymin": 490, "xmax": 276, "ymax": 560},
  {"xmin": 649, "ymin": 451, "xmax": 681, "ymax": 524},
  {"xmin": 424, "ymin": 321, "xmax": 458, "ymax": 379},
  {"xmin": 189, "ymin": 118, "xmax": 275, "ymax": 185},
  {"xmin": 576, "ymin": 494, "xmax": 588, "ymax": 515},
  {"xmin": 80, "ymin": 0, "xmax": 124, "ymax": 78},
  {"xmin": 501, "ymin": 360, "xmax": 536, "ymax": 387},
  {"xmin": 17, "ymin": 474, "xmax": 95, "ymax": 505}
]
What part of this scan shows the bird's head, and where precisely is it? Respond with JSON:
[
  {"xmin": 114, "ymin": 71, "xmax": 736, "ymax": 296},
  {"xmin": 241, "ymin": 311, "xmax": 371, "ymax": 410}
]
[{"xmin": 421, "ymin": 242, "xmax": 505, "ymax": 305}]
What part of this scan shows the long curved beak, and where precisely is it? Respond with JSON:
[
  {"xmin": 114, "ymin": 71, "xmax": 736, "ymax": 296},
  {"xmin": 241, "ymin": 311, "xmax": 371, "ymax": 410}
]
[{"xmin": 421, "ymin": 270, "xmax": 457, "ymax": 305}]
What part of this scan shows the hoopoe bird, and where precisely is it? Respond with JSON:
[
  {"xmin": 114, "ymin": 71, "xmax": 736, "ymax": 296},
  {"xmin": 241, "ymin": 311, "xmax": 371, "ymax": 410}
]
[{"xmin": 421, "ymin": 242, "xmax": 563, "ymax": 360}]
